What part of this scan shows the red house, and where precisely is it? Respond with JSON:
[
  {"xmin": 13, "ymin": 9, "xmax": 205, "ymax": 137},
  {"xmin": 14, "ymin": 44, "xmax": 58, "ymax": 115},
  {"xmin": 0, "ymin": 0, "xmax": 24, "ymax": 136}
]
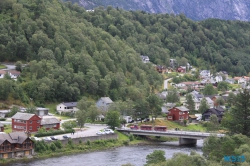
[
  {"xmin": 12, "ymin": 113, "xmax": 60, "ymax": 133},
  {"xmin": 176, "ymin": 66, "xmax": 186, "ymax": 73},
  {"xmin": 167, "ymin": 106, "xmax": 189, "ymax": 121},
  {"xmin": 12, "ymin": 113, "xmax": 42, "ymax": 133}
]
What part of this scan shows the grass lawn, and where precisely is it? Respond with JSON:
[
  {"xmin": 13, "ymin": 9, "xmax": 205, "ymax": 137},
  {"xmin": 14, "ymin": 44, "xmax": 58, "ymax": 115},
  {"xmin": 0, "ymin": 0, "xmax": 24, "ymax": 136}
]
[
  {"xmin": 0, "ymin": 64, "xmax": 6, "ymax": 69},
  {"xmin": 4, "ymin": 124, "xmax": 12, "ymax": 133},
  {"xmin": 45, "ymin": 103, "xmax": 72, "ymax": 120}
]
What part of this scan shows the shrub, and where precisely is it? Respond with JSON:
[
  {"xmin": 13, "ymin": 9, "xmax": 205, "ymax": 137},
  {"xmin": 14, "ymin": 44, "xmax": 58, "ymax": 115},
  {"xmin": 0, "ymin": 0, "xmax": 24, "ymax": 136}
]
[
  {"xmin": 0, "ymin": 118, "xmax": 6, "ymax": 121},
  {"xmin": 129, "ymin": 134, "xmax": 134, "ymax": 141},
  {"xmin": 86, "ymin": 140, "xmax": 91, "ymax": 145},
  {"xmin": 54, "ymin": 140, "xmax": 62, "ymax": 149},
  {"xmin": 35, "ymin": 129, "xmax": 73, "ymax": 137},
  {"xmin": 50, "ymin": 143, "xmax": 57, "ymax": 151}
]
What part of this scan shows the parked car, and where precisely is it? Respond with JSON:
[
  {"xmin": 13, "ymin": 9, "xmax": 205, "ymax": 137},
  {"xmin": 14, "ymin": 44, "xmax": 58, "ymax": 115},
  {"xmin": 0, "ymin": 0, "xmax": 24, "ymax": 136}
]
[
  {"xmin": 63, "ymin": 135, "xmax": 71, "ymax": 139},
  {"xmin": 96, "ymin": 131, "xmax": 105, "ymax": 135},
  {"xmin": 50, "ymin": 136, "xmax": 58, "ymax": 140},
  {"xmin": 104, "ymin": 129, "xmax": 114, "ymax": 134},
  {"xmin": 43, "ymin": 137, "xmax": 52, "ymax": 142}
]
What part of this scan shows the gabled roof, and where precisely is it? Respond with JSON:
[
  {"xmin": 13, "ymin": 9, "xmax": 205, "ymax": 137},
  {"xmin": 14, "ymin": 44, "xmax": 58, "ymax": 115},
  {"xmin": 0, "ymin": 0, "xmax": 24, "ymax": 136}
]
[
  {"xmin": 99, "ymin": 97, "xmax": 113, "ymax": 104},
  {"xmin": 41, "ymin": 117, "xmax": 60, "ymax": 125},
  {"xmin": 202, "ymin": 107, "xmax": 225, "ymax": 116},
  {"xmin": 0, "ymin": 132, "xmax": 29, "ymax": 145},
  {"xmin": 58, "ymin": 102, "xmax": 78, "ymax": 107},
  {"xmin": 205, "ymin": 97, "xmax": 213, "ymax": 103},
  {"xmin": 0, "ymin": 70, "xmax": 7, "ymax": 74},
  {"xmin": 175, "ymin": 106, "xmax": 189, "ymax": 112},
  {"xmin": 189, "ymin": 115, "xmax": 197, "ymax": 119},
  {"xmin": 8, "ymin": 70, "xmax": 21, "ymax": 75},
  {"xmin": 12, "ymin": 112, "xmax": 36, "ymax": 120}
]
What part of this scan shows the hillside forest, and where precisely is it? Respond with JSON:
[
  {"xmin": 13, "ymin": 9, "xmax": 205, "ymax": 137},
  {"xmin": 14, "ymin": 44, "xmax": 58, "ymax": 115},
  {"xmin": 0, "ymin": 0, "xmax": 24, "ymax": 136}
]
[{"xmin": 1, "ymin": 0, "xmax": 250, "ymax": 105}]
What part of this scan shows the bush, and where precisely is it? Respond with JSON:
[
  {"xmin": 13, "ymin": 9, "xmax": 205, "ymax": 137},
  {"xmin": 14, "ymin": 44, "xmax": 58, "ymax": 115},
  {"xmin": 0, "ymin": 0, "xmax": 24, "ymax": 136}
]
[
  {"xmin": 35, "ymin": 129, "xmax": 73, "ymax": 137},
  {"xmin": 54, "ymin": 140, "xmax": 62, "ymax": 149},
  {"xmin": 129, "ymin": 134, "xmax": 134, "ymax": 141},
  {"xmin": 50, "ymin": 143, "xmax": 57, "ymax": 151},
  {"xmin": 0, "ymin": 118, "xmax": 6, "ymax": 121}
]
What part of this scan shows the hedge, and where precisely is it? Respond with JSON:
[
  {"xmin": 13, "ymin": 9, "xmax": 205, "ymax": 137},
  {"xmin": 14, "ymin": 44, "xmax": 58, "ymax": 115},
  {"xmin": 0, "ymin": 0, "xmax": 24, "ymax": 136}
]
[{"xmin": 35, "ymin": 129, "xmax": 73, "ymax": 137}]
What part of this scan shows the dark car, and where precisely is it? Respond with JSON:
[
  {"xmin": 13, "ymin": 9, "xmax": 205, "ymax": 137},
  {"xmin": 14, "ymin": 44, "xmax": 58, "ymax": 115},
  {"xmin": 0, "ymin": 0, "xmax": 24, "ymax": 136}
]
[
  {"xmin": 50, "ymin": 136, "xmax": 58, "ymax": 140},
  {"xmin": 63, "ymin": 135, "xmax": 71, "ymax": 139}
]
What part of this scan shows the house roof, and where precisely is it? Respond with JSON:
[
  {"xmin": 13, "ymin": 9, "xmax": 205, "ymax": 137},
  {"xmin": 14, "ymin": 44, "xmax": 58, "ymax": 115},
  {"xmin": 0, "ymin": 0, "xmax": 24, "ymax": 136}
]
[
  {"xmin": 100, "ymin": 97, "xmax": 113, "ymax": 104},
  {"xmin": 205, "ymin": 97, "xmax": 213, "ymax": 103},
  {"xmin": 59, "ymin": 102, "xmax": 78, "ymax": 107},
  {"xmin": 202, "ymin": 107, "xmax": 225, "ymax": 116},
  {"xmin": 41, "ymin": 117, "xmax": 60, "ymax": 125},
  {"xmin": 0, "ymin": 132, "xmax": 29, "ymax": 145},
  {"xmin": 8, "ymin": 70, "xmax": 21, "ymax": 75},
  {"xmin": 36, "ymin": 107, "xmax": 49, "ymax": 111},
  {"xmin": 175, "ymin": 106, "xmax": 189, "ymax": 112},
  {"xmin": 189, "ymin": 115, "xmax": 197, "ymax": 119},
  {"xmin": 12, "ymin": 112, "xmax": 36, "ymax": 120},
  {"xmin": 0, "ymin": 70, "xmax": 7, "ymax": 74}
]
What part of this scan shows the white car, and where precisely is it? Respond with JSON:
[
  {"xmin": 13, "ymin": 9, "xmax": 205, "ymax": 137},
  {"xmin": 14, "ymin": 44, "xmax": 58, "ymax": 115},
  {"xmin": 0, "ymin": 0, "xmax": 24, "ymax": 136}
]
[
  {"xmin": 96, "ymin": 131, "xmax": 105, "ymax": 135},
  {"xmin": 43, "ymin": 137, "xmax": 52, "ymax": 142},
  {"xmin": 104, "ymin": 129, "xmax": 114, "ymax": 134}
]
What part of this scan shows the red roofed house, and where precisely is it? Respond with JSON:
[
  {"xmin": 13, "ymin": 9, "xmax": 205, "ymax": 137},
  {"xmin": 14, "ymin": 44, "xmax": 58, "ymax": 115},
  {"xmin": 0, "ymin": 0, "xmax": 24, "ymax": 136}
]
[{"xmin": 167, "ymin": 106, "xmax": 189, "ymax": 121}]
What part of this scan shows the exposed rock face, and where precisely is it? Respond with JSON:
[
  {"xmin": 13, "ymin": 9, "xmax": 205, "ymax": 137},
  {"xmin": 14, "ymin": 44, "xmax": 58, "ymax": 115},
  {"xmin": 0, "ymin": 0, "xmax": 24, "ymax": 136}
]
[{"xmin": 73, "ymin": 0, "xmax": 250, "ymax": 21}]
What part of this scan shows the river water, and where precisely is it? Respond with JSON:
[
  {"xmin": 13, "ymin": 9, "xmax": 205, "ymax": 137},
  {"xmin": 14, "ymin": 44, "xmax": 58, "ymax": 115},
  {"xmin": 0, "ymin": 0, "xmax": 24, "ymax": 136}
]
[{"xmin": 6, "ymin": 140, "xmax": 203, "ymax": 166}]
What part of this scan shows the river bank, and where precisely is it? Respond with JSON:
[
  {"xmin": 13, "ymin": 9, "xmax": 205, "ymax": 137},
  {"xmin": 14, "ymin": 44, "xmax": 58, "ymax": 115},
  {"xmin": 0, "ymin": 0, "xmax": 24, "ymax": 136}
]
[{"xmin": 0, "ymin": 132, "xmax": 177, "ymax": 165}]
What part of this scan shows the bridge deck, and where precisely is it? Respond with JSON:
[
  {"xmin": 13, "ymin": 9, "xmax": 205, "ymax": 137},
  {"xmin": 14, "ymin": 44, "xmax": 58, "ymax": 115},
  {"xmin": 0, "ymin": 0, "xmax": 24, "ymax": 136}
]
[{"xmin": 117, "ymin": 128, "xmax": 224, "ymax": 139}]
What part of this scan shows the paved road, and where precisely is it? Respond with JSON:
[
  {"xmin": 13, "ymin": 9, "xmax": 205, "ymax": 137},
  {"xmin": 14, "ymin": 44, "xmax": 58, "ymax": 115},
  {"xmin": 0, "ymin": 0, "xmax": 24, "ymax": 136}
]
[
  {"xmin": 38, "ymin": 124, "xmax": 107, "ymax": 141},
  {"xmin": 164, "ymin": 78, "xmax": 172, "ymax": 89}
]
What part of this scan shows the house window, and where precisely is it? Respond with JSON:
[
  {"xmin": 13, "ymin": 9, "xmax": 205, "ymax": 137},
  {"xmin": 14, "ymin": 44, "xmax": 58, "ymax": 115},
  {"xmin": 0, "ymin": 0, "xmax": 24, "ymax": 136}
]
[
  {"xmin": 179, "ymin": 116, "xmax": 184, "ymax": 120},
  {"xmin": 14, "ymin": 125, "xmax": 17, "ymax": 128},
  {"xmin": 37, "ymin": 120, "xmax": 40, "ymax": 123},
  {"xmin": 29, "ymin": 126, "xmax": 32, "ymax": 130},
  {"xmin": 37, "ymin": 126, "xmax": 40, "ymax": 129},
  {"xmin": 168, "ymin": 116, "xmax": 172, "ymax": 119},
  {"xmin": 179, "ymin": 112, "xmax": 183, "ymax": 115},
  {"xmin": 30, "ymin": 121, "xmax": 32, "ymax": 124}
]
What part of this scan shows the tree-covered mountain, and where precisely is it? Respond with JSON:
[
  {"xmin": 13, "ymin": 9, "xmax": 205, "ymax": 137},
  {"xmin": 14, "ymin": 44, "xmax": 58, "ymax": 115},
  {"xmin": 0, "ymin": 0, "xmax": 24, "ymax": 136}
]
[
  {"xmin": 66, "ymin": 0, "xmax": 250, "ymax": 21},
  {"xmin": 1, "ymin": 0, "xmax": 250, "ymax": 105}
]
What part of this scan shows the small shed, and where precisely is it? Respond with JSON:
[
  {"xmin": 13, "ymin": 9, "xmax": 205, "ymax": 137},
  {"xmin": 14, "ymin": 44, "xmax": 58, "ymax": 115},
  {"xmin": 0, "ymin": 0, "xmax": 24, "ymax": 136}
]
[{"xmin": 189, "ymin": 115, "xmax": 197, "ymax": 123}]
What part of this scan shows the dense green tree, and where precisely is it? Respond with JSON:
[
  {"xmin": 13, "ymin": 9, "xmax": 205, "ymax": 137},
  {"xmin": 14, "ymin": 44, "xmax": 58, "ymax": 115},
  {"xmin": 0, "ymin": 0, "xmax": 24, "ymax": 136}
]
[
  {"xmin": 75, "ymin": 109, "xmax": 87, "ymax": 129},
  {"xmin": 145, "ymin": 150, "xmax": 166, "ymax": 165},
  {"xmin": 166, "ymin": 89, "xmax": 180, "ymax": 103},
  {"xmin": 206, "ymin": 114, "xmax": 220, "ymax": 131},
  {"xmin": 198, "ymin": 98, "xmax": 209, "ymax": 113},
  {"xmin": 105, "ymin": 110, "xmax": 120, "ymax": 130},
  {"xmin": 222, "ymin": 89, "xmax": 250, "ymax": 136},
  {"xmin": 203, "ymin": 84, "xmax": 217, "ymax": 95},
  {"xmin": 215, "ymin": 97, "xmax": 225, "ymax": 107},
  {"xmin": 8, "ymin": 106, "xmax": 20, "ymax": 117},
  {"xmin": 26, "ymin": 106, "xmax": 36, "ymax": 114},
  {"xmin": 147, "ymin": 94, "xmax": 163, "ymax": 121},
  {"xmin": 185, "ymin": 94, "xmax": 195, "ymax": 113},
  {"xmin": 87, "ymin": 105, "xmax": 100, "ymax": 122}
]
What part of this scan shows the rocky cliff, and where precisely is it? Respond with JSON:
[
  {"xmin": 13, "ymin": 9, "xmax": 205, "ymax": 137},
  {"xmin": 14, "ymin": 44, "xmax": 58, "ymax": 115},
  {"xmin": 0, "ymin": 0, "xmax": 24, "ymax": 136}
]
[{"xmin": 69, "ymin": 0, "xmax": 250, "ymax": 21}]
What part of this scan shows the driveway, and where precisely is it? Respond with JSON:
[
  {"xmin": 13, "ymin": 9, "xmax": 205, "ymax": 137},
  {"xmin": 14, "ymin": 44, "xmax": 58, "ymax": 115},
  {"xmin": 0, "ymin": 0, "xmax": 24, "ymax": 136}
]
[{"xmin": 164, "ymin": 78, "xmax": 172, "ymax": 89}]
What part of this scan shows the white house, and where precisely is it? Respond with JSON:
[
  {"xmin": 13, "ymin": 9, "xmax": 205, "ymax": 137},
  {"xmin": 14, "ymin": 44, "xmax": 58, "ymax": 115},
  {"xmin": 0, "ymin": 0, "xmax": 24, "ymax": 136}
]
[
  {"xmin": 0, "ymin": 70, "xmax": 7, "ymax": 78},
  {"xmin": 56, "ymin": 102, "xmax": 78, "ymax": 114},
  {"xmin": 200, "ymin": 70, "xmax": 210, "ymax": 78},
  {"xmin": 140, "ymin": 55, "xmax": 150, "ymax": 63},
  {"xmin": 96, "ymin": 97, "xmax": 113, "ymax": 112},
  {"xmin": 8, "ymin": 70, "xmax": 21, "ymax": 79},
  {"xmin": 205, "ymin": 97, "xmax": 214, "ymax": 108},
  {"xmin": 214, "ymin": 75, "xmax": 223, "ymax": 82}
]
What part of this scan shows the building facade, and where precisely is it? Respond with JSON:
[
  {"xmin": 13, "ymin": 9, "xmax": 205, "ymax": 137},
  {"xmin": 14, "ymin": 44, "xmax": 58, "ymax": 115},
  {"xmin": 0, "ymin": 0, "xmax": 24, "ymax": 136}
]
[
  {"xmin": 167, "ymin": 106, "xmax": 189, "ymax": 121},
  {"xmin": 0, "ymin": 132, "xmax": 34, "ymax": 159}
]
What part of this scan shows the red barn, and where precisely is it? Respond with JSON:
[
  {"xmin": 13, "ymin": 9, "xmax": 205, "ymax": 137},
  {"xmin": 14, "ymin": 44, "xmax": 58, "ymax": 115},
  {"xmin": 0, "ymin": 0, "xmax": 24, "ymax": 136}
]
[{"xmin": 167, "ymin": 106, "xmax": 189, "ymax": 121}]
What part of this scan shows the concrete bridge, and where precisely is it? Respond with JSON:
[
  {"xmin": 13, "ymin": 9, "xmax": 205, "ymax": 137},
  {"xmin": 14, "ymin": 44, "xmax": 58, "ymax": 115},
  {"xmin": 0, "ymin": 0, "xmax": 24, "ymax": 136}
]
[{"xmin": 117, "ymin": 128, "xmax": 225, "ymax": 145}]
